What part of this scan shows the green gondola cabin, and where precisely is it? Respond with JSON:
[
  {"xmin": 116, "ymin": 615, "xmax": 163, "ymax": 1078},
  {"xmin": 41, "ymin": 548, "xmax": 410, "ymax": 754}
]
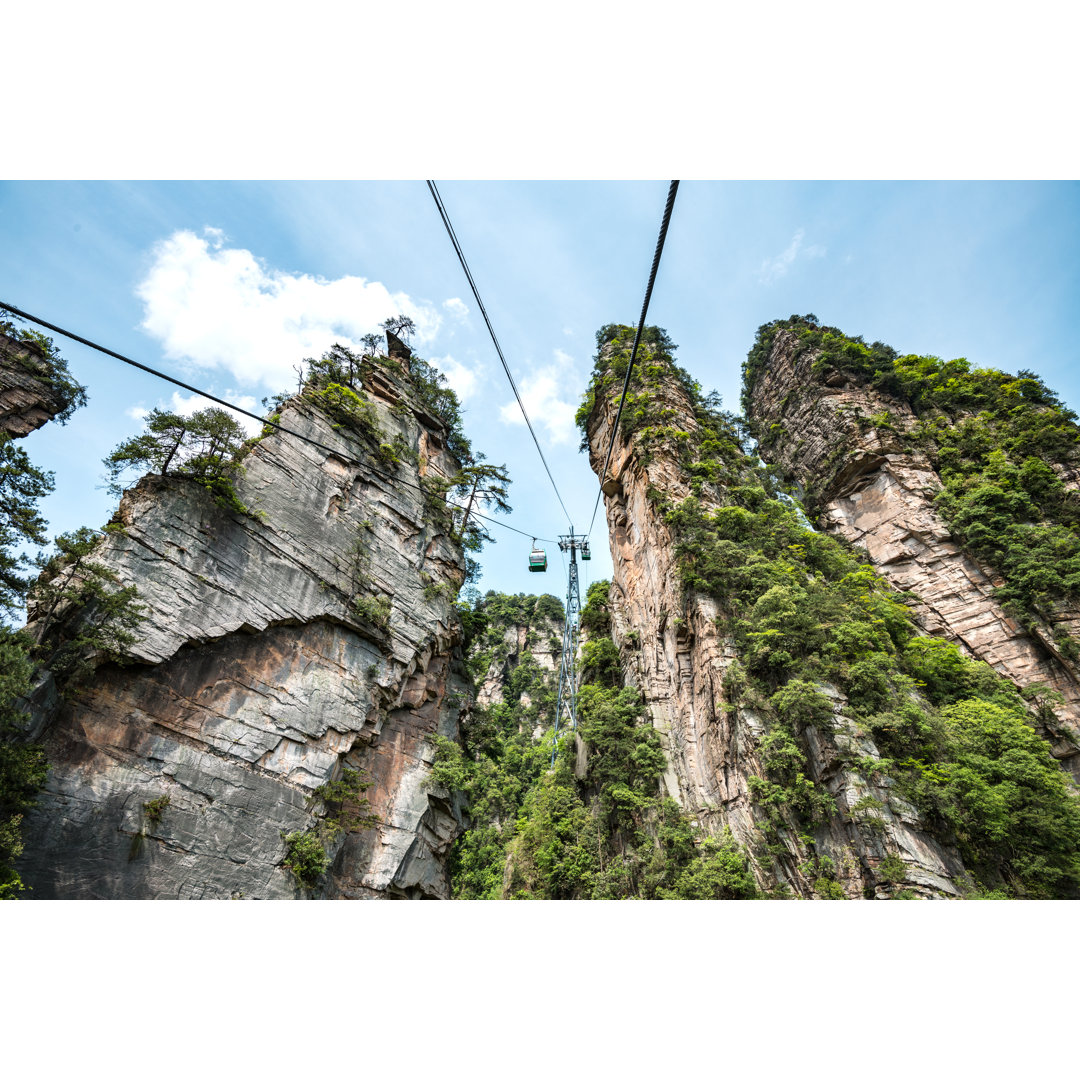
[{"xmin": 528, "ymin": 545, "xmax": 547, "ymax": 572}]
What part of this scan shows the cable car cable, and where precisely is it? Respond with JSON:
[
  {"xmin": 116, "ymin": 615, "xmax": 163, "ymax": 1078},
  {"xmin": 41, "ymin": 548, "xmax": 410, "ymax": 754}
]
[
  {"xmin": 425, "ymin": 181, "xmax": 574, "ymax": 529},
  {"xmin": 0, "ymin": 300, "xmax": 557, "ymax": 546},
  {"xmin": 586, "ymin": 180, "xmax": 679, "ymax": 540}
]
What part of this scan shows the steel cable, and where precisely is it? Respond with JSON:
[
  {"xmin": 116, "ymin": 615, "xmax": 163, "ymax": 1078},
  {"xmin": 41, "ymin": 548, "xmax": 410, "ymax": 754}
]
[
  {"xmin": 586, "ymin": 180, "xmax": 679, "ymax": 538},
  {"xmin": 426, "ymin": 181, "xmax": 574, "ymax": 528},
  {"xmin": 0, "ymin": 300, "xmax": 556, "ymax": 545}
]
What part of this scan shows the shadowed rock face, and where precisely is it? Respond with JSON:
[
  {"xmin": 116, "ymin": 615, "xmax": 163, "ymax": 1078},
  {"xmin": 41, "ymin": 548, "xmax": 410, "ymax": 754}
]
[
  {"xmin": 19, "ymin": 362, "xmax": 471, "ymax": 899},
  {"xmin": 747, "ymin": 330, "xmax": 1080, "ymax": 776},
  {"xmin": 0, "ymin": 332, "xmax": 71, "ymax": 437},
  {"xmin": 583, "ymin": 343, "xmax": 965, "ymax": 899}
]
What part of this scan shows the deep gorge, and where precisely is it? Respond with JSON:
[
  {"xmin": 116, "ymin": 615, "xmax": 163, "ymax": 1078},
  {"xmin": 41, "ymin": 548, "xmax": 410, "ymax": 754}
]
[{"xmin": 4, "ymin": 317, "xmax": 1079, "ymax": 899}]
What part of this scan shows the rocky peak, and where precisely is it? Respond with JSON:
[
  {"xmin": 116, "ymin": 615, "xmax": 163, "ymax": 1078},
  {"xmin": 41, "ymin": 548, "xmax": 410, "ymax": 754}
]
[
  {"xmin": 745, "ymin": 323, "xmax": 1080, "ymax": 776},
  {"xmin": 580, "ymin": 326, "xmax": 976, "ymax": 898},
  {"xmin": 19, "ymin": 355, "xmax": 473, "ymax": 898},
  {"xmin": 578, "ymin": 323, "xmax": 1080, "ymax": 899}
]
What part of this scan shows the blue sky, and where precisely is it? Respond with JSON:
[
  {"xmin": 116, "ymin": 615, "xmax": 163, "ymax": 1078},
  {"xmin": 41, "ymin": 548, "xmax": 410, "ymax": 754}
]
[{"xmin": 2, "ymin": 180, "xmax": 1078, "ymax": 604}]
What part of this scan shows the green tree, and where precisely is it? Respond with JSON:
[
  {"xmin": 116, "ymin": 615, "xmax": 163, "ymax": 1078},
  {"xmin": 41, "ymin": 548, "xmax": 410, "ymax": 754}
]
[
  {"xmin": 0, "ymin": 322, "xmax": 88, "ymax": 897},
  {"xmin": 103, "ymin": 406, "xmax": 250, "ymax": 511},
  {"xmin": 0, "ymin": 626, "xmax": 46, "ymax": 898},
  {"xmin": 450, "ymin": 455, "xmax": 512, "ymax": 582},
  {"xmin": 360, "ymin": 333, "xmax": 383, "ymax": 357},
  {"xmin": 382, "ymin": 314, "xmax": 417, "ymax": 342},
  {"xmin": 0, "ymin": 435, "xmax": 54, "ymax": 617},
  {"xmin": 27, "ymin": 528, "xmax": 145, "ymax": 690},
  {"xmin": 305, "ymin": 343, "xmax": 365, "ymax": 390}
]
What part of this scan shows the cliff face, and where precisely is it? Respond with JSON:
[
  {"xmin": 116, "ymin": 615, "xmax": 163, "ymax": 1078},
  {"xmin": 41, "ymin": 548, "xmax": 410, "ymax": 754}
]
[
  {"xmin": 0, "ymin": 331, "xmax": 76, "ymax": 437},
  {"xmin": 581, "ymin": 328, "xmax": 968, "ymax": 898},
  {"xmin": 19, "ymin": 360, "xmax": 470, "ymax": 899},
  {"xmin": 473, "ymin": 596, "xmax": 563, "ymax": 718},
  {"xmin": 745, "ymin": 325, "xmax": 1080, "ymax": 776}
]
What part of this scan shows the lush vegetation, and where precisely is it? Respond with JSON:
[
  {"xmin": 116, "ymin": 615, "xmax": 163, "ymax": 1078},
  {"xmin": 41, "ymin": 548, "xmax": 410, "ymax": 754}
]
[
  {"xmin": 0, "ymin": 434, "xmax": 54, "ymax": 616},
  {"xmin": 743, "ymin": 314, "xmax": 1080, "ymax": 645},
  {"xmin": 2, "ymin": 326, "xmax": 143, "ymax": 897},
  {"xmin": 576, "ymin": 323, "xmax": 1080, "ymax": 898},
  {"xmin": 0, "ymin": 626, "xmax": 47, "ymax": 898},
  {"xmin": 434, "ymin": 586, "xmax": 759, "ymax": 899},
  {"xmin": 282, "ymin": 767, "xmax": 380, "ymax": 891},
  {"xmin": 103, "ymin": 406, "xmax": 256, "ymax": 515}
]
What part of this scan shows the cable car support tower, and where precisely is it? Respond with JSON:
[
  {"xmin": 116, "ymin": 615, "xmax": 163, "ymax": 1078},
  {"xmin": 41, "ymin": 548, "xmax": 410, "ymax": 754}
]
[{"xmin": 551, "ymin": 527, "xmax": 590, "ymax": 765}]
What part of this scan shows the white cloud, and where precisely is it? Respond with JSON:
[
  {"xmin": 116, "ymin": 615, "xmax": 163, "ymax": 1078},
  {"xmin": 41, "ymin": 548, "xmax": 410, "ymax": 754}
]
[
  {"xmin": 136, "ymin": 227, "xmax": 444, "ymax": 388},
  {"xmin": 443, "ymin": 297, "xmax": 469, "ymax": 322},
  {"xmin": 428, "ymin": 354, "xmax": 480, "ymax": 403},
  {"xmin": 498, "ymin": 347, "xmax": 579, "ymax": 445},
  {"xmin": 758, "ymin": 228, "xmax": 826, "ymax": 285},
  {"xmin": 126, "ymin": 405, "xmax": 149, "ymax": 421}
]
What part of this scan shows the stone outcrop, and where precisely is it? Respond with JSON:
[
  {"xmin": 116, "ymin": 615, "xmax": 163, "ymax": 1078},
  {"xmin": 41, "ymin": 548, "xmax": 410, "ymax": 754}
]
[
  {"xmin": 469, "ymin": 595, "xmax": 564, "ymax": 746},
  {"xmin": 746, "ymin": 329, "xmax": 1080, "ymax": 775},
  {"xmin": 19, "ymin": 360, "xmax": 471, "ymax": 899},
  {"xmin": 0, "ymin": 331, "xmax": 72, "ymax": 437},
  {"xmin": 475, "ymin": 614, "xmax": 563, "ymax": 710},
  {"xmin": 584, "ymin": 346, "xmax": 967, "ymax": 899}
]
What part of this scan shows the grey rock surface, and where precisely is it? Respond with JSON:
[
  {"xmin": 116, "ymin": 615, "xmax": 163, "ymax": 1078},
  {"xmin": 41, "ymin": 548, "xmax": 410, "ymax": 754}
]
[
  {"xmin": 585, "ymin": 345, "xmax": 967, "ymax": 898},
  {"xmin": 19, "ymin": 361, "xmax": 471, "ymax": 898}
]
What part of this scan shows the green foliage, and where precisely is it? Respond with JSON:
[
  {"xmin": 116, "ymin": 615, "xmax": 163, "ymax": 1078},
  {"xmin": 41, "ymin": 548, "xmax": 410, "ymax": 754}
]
[
  {"xmin": 897, "ymin": 700, "xmax": 1080, "ymax": 897},
  {"xmin": 0, "ymin": 434, "xmax": 54, "ymax": 617},
  {"xmin": 408, "ymin": 355, "xmax": 471, "ymax": 463},
  {"xmin": 1, "ymin": 521, "xmax": 143, "ymax": 894},
  {"xmin": 281, "ymin": 767, "xmax": 379, "ymax": 891},
  {"xmin": 447, "ymin": 454, "xmax": 512, "ymax": 576},
  {"xmin": 440, "ymin": 587, "xmax": 758, "ymax": 900},
  {"xmin": 281, "ymin": 829, "xmax": 330, "ymax": 890},
  {"xmin": 580, "ymin": 636, "xmax": 621, "ymax": 688},
  {"xmin": 351, "ymin": 593, "xmax": 391, "ymax": 631},
  {"xmin": 746, "ymin": 317, "xmax": 1080, "ymax": 645},
  {"xmin": 27, "ymin": 528, "xmax": 145, "ymax": 691},
  {"xmin": 103, "ymin": 406, "xmax": 253, "ymax": 514},
  {"xmin": 580, "ymin": 580, "xmax": 612, "ymax": 635},
  {"xmin": 311, "ymin": 768, "xmax": 379, "ymax": 841},
  {"xmin": 143, "ymin": 796, "xmax": 171, "ymax": 827},
  {"xmin": 877, "ymin": 853, "xmax": 906, "ymax": 884},
  {"xmin": 303, "ymin": 381, "xmax": 382, "ymax": 441},
  {"xmin": 576, "ymin": 325, "xmax": 691, "ymax": 444},
  {"xmin": 0, "ymin": 627, "xmax": 47, "ymax": 899}
]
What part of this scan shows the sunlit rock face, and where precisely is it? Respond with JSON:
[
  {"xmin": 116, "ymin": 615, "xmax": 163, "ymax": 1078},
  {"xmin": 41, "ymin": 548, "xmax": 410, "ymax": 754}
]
[
  {"xmin": 747, "ymin": 329, "xmax": 1080, "ymax": 777},
  {"xmin": 19, "ymin": 361, "xmax": 471, "ymax": 899},
  {"xmin": 583, "ymin": 339, "xmax": 965, "ymax": 899}
]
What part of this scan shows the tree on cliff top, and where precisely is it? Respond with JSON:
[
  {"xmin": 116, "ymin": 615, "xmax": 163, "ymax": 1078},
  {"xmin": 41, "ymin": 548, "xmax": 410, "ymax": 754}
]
[{"xmin": 103, "ymin": 407, "xmax": 250, "ymax": 511}]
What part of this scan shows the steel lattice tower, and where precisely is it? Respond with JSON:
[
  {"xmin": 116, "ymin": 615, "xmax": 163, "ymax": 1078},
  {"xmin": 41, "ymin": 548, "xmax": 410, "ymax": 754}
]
[{"xmin": 551, "ymin": 527, "xmax": 589, "ymax": 764}]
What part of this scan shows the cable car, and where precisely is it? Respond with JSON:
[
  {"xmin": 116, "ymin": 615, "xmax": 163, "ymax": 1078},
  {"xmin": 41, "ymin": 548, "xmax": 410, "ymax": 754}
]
[
  {"xmin": 580, "ymin": 541, "xmax": 591, "ymax": 561},
  {"xmin": 528, "ymin": 541, "xmax": 547, "ymax": 573}
]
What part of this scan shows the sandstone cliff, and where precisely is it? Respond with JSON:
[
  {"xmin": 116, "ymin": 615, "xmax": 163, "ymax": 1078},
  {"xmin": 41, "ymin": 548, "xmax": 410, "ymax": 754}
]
[
  {"xmin": 744, "ymin": 321, "xmax": 1080, "ymax": 776},
  {"xmin": 577, "ymin": 324, "xmax": 1080, "ymax": 899},
  {"xmin": 0, "ymin": 328, "xmax": 84, "ymax": 436},
  {"xmin": 19, "ymin": 356, "xmax": 471, "ymax": 899}
]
